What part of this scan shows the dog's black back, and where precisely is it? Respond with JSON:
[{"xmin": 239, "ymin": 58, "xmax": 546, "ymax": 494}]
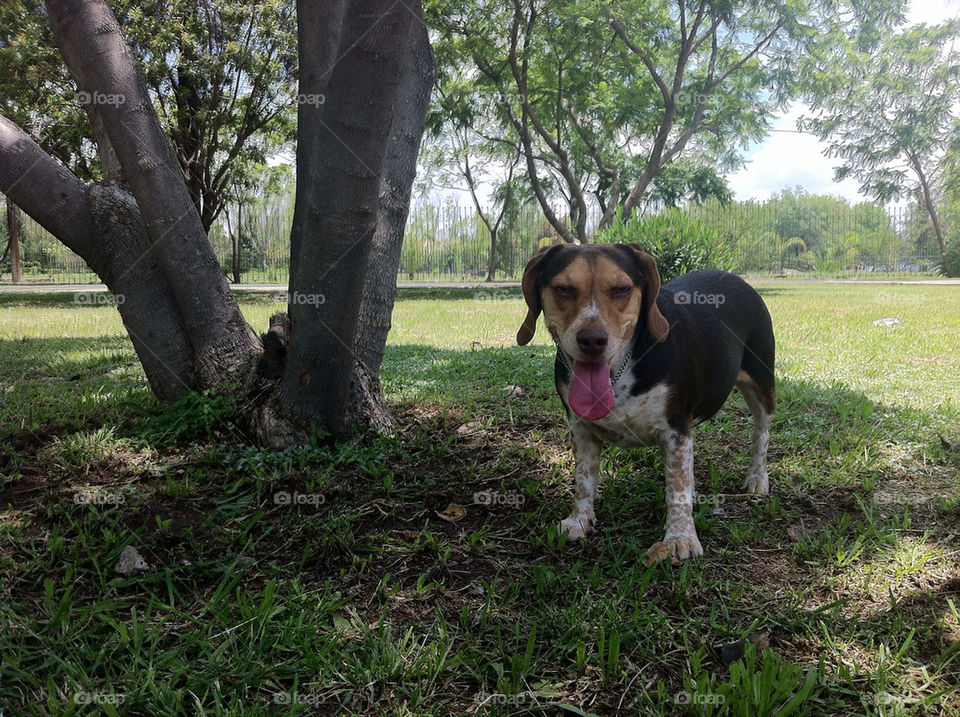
[{"xmin": 628, "ymin": 270, "xmax": 775, "ymax": 430}]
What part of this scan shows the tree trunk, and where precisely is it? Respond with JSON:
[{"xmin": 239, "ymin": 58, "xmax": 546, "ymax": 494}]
[
  {"xmin": 6, "ymin": 200, "xmax": 20, "ymax": 283},
  {"xmin": 233, "ymin": 201, "xmax": 242, "ymax": 284},
  {"xmin": 85, "ymin": 106, "xmax": 123, "ymax": 181},
  {"xmin": 911, "ymin": 155, "xmax": 949, "ymax": 269},
  {"xmin": 486, "ymin": 229, "xmax": 498, "ymax": 282},
  {"xmin": 355, "ymin": 20, "xmax": 434, "ymax": 381},
  {"xmin": 46, "ymin": 0, "xmax": 261, "ymax": 389},
  {"xmin": 265, "ymin": 0, "xmax": 423, "ymax": 440},
  {"xmin": 3, "ymin": 0, "xmax": 431, "ymax": 448},
  {"xmin": 1, "ymin": 116, "xmax": 198, "ymax": 399}
]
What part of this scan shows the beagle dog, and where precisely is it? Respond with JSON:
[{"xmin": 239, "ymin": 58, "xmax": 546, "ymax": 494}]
[{"xmin": 518, "ymin": 243, "xmax": 775, "ymax": 564}]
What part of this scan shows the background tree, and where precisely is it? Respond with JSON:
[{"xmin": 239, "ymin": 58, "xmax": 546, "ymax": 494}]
[
  {"xmin": 421, "ymin": 74, "xmax": 526, "ymax": 281},
  {"xmin": 223, "ymin": 162, "xmax": 292, "ymax": 283},
  {"xmin": 0, "ymin": 0, "xmax": 297, "ymax": 232},
  {"xmin": 426, "ymin": 0, "xmax": 905, "ymax": 243},
  {"xmin": 800, "ymin": 20, "xmax": 960, "ymax": 273},
  {"xmin": 0, "ymin": 0, "xmax": 432, "ymax": 443},
  {"xmin": 2, "ymin": 200, "xmax": 20, "ymax": 282},
  {"xmin": 647, "ymin": 160, "xmax": 732, "ymax": 209}
]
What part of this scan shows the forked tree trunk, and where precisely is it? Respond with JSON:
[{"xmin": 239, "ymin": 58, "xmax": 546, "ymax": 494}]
[
  {"xmin": 46, "ymin": 0, "xmax": 262, "ymax": 389},
  {"xmin": 0, "ymin": 118, "xmax": 199, "ymax": 399},
  {"xmin": 1, "ymin": 0, "xmax": 432, "ymax": 446},
  {"xmin": 257, "ymin": 0, "xmax": 422, "ymax": 443}
]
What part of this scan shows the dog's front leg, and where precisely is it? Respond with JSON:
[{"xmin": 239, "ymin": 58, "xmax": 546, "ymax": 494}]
[
  {"xmin": 558, "ymin": 422, "xmax": 602, "ymax": 541},
  {"xmin": 645, "ymin": 430, "xmax": 703, "ymax": 564}
]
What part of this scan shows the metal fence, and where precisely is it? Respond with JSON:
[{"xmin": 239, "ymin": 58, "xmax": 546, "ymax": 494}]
[{"xmin": 0, "ymin": 195, "xmax": 946, "ymax": 285}]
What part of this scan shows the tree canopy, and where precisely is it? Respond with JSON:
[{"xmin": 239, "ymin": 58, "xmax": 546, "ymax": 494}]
[
  {"xmin": 0, "ymin": 0, "xmax": 296, "ymax": 231},
  {"xmin": 426, "ymin": 0, "xmax": 909, "ymax": 242},
  {"xmin": 799, "ymin": 20, "xmax": 960, "ymax": 269}
]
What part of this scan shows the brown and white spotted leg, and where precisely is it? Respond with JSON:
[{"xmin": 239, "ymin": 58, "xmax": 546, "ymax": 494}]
[
  {"xmin": 558, "ymin": 421, "xmax": 602, "ymax": 540},
  {"xmin": 645, "ymin": 430, "xmax": 703, "ymax": 564},
  {"xmin": 736, "ymin": 373, "xmax": 772, "ymax": 495}
]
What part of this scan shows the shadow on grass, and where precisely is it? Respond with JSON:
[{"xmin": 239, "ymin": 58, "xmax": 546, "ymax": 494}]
[
  {"xmin": 0, "ymin": 335, "xmax": 154, "ymax": 447},
  {"xmin": 1, "ymin": 336, "xmax": 959, "ymax": 713}
]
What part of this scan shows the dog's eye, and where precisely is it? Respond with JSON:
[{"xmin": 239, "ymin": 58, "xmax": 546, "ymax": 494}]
[
  {"xmin": 553, "ymin": 285, "xmax": 577, "ymax": 299},
  {"xmin": 610, "ymin": 285, "xmax": 633, "ymax": 299}
]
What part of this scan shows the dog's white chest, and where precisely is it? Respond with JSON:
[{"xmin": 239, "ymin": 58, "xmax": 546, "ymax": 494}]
[{"xmin": 568, "ymin": 381, "xmax": 672, "ymax": 448}]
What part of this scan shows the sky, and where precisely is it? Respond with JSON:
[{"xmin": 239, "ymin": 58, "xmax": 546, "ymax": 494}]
[{"xmin": 727, "ymin": 0, "xmax": 960, "ymax": 204}]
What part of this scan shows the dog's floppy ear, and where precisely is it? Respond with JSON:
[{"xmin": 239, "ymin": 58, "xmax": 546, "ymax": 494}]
[
  {"xmin": 517, "ymin": 244, "xmax": 561, "ymax": 345},
  {"xmin": 623, "ymin": 243, "xmax": 669, "ymax": 343}
]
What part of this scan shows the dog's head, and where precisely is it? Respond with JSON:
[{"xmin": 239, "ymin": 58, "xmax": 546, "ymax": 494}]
[{"xmin": 517, "ymin": 242, "xmax": 669, "ymax": 419}]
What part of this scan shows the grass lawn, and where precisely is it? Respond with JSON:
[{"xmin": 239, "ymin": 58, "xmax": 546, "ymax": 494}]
[{"xmin": 0, "ymin": 282, "xmax": 958, "ymax": 715}]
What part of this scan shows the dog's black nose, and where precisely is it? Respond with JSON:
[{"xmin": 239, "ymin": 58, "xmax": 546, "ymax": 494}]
[{"xmin": 576, "ymin": 329, "xmax": 608, "ymax": 356}]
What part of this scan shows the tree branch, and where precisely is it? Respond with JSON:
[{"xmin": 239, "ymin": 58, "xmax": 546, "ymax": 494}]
[
  {"xmin": 0, "ymin": 114, "xmax": 97, "ymax": 253},
  {"xmin": 609, "ymin": 17, "xmax": 669, "ymax": 102}
]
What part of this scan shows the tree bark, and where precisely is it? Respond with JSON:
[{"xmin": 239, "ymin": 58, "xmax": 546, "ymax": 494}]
[
  {"xmin": 46, "ymin": 0, "xmax": 261, "ymax": 389},
  {"xmin": 0, "ymin": 115, "xmax": 196, "ymax": 400},
  {"xmin": 354, "ymin": 19, "xmax": 434, "ymax": 382},
  {"xmin": 276, "ymin": 0, "xmax": 420, "ymax": 438}
]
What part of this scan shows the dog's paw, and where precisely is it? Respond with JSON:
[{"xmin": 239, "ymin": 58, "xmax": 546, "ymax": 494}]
[
  {"xmin": 643, "ymin": 533, "xmax": 703, "ymax": 566},
  {"xmin": 742, "ymin": 472, "xmax": 769, "ymax": 495},
  {"xmin": 558, "ymin": 514, "xmax": 594, "ymax": 541}
]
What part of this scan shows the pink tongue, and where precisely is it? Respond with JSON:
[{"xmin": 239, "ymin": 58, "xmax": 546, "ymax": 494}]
[{"xmin": 569, "ymin": 360, "xmax": 614, "ymax": 420}]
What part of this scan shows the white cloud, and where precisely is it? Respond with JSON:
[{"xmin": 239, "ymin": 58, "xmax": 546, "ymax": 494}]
[
  {"xmin": 727, "ymin": 106, "xmax": 868, "ymax": 203},
  {"xmin": 728, "ymin": 0, "xmax": 960, "ymax": 205},
  {"xmin": 908, "ymin": 0, "xmax": 960, "ymax": 25}
]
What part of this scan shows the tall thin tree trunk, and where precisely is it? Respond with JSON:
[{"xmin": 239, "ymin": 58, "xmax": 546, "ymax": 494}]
[
  {"xmin": 6, "ymin": 200, "xmax": 20, "ymax": 283},
  {"xmin": 486, "ymin": 229, "xmax": 498, "ymax": 282},
  {"xmin": 912, "ymin": 157, "xmax": 948, "ymax": 268},
  {"xmin": 233, "ymin": 201, "xmax": 242, "ymax": 284},
  {"xmin": 85, "ymin": 107, "xmax": 123, "ymax": 181}
]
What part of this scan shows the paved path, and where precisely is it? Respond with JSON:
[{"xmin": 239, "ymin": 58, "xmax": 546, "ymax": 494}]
[
  {"xmin": 746, "ymin": 277, "xmax": 960, "ymax": 285},
  {"xmin": 1, "ymin": 277, "xmax": 958, "ymax": 293},
  {"xmin": 0, "ymin": 281, "xmax": 524, "ymax": 292}
]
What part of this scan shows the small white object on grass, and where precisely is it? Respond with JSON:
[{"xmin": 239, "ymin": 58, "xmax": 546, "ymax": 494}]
[
  {"xmin": 114, "ymin": 545, "xmax": 149, "ymax": 575},
  {"xmin": 873, "ymin": 317, "xmax": 901, "ymax": 327}
]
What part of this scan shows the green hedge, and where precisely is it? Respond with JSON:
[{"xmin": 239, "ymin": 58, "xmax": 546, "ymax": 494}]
[{"xmin": 595, "ymin": 209, "xmax": 734, "ymax": 281}]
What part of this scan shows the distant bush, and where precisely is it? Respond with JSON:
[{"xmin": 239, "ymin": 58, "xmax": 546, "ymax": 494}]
[
  {"xmin": 595, "ymin": 209, "xmax": 734, "ymax": 282},
  {"xmin": 0, "ymin": 259, "xmax": 44, "ymax": 275}
]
